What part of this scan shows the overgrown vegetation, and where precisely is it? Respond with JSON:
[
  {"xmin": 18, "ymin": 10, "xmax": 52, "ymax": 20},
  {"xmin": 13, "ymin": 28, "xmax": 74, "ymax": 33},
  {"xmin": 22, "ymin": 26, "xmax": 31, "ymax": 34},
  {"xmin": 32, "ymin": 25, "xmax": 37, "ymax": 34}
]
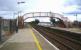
[
  {"xmin": 50, "ymin": 17, "xmax": 56, "ymax": 26},
  {"xmin": 29, "ymin": 19, "xmax": 40, "ymax": 25}
]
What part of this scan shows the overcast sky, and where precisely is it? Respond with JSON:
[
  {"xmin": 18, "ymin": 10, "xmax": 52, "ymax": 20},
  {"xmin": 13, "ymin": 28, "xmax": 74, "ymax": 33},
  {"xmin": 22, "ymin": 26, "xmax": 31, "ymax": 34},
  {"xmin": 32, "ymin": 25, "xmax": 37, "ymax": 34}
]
[{"xmin": 0, "ymin": 0, "xmax": 81, "ymax": 21}]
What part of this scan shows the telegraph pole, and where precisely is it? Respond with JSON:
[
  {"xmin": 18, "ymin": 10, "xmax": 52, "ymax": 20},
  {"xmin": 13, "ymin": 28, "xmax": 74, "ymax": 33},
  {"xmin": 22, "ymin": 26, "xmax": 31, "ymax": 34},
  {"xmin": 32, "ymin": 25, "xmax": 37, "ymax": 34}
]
[
  {"xmin": 0, "ymin": 17, "xmax": 2, "ymax": 41},
  {"xmin": 74, "ymin": 13, "xmax": 79, "ymax": 28},
  {"xmin": 74, "ymin": 13, "xmax": 77, "ymax": 21}
]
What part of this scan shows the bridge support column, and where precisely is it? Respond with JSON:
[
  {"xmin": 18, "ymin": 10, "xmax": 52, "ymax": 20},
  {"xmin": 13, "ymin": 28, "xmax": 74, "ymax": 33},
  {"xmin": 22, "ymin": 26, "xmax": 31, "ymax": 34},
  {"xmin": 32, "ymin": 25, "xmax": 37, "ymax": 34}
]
[{"xmin": 18, "ymin": 16, "xmax": 24, "ymax": 29}]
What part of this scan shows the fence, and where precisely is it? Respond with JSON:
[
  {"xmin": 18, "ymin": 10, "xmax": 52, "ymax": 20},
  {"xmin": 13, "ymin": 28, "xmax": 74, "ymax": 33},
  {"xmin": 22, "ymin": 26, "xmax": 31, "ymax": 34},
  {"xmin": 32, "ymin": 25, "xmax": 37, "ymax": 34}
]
[{"xmin": 0, "ymin": 17, "xmax": 17, "ymax": 41}]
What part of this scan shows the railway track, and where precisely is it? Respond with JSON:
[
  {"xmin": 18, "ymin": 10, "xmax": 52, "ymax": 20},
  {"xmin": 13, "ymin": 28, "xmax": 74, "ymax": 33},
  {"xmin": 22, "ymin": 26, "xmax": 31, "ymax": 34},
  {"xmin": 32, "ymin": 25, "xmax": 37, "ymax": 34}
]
[{"xmin": 32, "ymin": 25, "xmax": 81, "ymax": 50}]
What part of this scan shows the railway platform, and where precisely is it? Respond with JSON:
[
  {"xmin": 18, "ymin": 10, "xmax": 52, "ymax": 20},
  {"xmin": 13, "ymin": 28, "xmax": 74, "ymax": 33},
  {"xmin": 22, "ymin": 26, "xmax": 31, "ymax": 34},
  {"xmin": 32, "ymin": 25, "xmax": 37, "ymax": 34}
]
[
  {"xmin": 0, "ymin": 26, "xmax": 59, "ymax": 50},
  {"xmin": 51, "ymin": 27, "xmax": 81, "ymax": 34}
]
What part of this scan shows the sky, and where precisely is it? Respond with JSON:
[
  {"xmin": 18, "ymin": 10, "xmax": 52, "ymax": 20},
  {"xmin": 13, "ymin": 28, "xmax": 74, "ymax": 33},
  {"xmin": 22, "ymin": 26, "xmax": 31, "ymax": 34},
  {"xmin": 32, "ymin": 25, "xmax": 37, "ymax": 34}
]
[{"xmin": 0, "ymin": 0, "xmax": 81, "ymax": 22}]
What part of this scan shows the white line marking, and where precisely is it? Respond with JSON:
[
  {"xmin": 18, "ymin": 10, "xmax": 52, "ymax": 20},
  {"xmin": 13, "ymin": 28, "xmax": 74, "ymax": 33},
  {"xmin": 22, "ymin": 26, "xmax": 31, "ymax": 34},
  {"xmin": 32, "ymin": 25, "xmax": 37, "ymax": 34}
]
[
  {"xmin": 30, "ymin": 28, "xmax": 42, "ymax": 50},
  {"xmin": 33, "ymin": 28, "xmax": 60, "ymax": 50}
]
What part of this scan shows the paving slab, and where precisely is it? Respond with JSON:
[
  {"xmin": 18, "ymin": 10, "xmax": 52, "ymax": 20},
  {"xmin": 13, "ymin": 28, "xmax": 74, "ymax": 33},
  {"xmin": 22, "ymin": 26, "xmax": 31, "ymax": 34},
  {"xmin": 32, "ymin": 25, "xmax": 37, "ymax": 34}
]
[{"xmin": 0, "ymin": 28, "xmax": 38, "ymax": 50}]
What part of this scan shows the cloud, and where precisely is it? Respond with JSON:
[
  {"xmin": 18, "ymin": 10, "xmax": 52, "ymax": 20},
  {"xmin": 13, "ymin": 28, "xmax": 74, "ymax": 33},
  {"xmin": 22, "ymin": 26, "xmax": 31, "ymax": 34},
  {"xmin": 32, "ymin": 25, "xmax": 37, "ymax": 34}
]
[
  {"xmin": 64, "ymin": 0, "xmax": 81, "ymax": 6},
  {"xmin": 0, "ymin": 0, "xmax": 81, "ymax": 21},
  {"xmin": 0, "ymin": 11, "xmax": 18, "ymax": 19},
  {"xmin": 0, "ymin": 0, "xmax": 20, "ymax": 19},
  {"xmin": 0, "ymin": 0, "xmax": 17, "ymax": 11},
  {"xmin": 63, "ymin": 0, "xmax": 81, "ymax": 14}
]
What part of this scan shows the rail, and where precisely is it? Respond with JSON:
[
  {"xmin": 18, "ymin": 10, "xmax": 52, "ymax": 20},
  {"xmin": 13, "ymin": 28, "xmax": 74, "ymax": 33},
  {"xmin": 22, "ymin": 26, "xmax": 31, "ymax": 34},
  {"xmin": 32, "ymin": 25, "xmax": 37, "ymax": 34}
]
[{"xmin": 32, "ymin": 25, "xmax": 81, "ymax": 50}]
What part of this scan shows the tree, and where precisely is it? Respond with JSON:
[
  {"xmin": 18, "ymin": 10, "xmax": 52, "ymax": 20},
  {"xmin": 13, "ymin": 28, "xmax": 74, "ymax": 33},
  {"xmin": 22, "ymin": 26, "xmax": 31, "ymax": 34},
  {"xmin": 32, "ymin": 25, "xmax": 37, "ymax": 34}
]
[
  {"xmin": 73, "ymin": 20, "xmax": 79, "ymax": 27},
  {"xmin": 35, "ymin": 19, "xmax": 40, "ymax": 25},
  {"xmin": 50, "ymin": 17, "xmax": 56, "ymax": 26}
]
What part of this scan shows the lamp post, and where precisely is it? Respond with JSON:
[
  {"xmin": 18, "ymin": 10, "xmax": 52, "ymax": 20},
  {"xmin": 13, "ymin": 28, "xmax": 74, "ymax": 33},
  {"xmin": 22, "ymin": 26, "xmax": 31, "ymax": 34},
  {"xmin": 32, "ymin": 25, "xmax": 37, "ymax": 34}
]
[
  {"xmin": 17, "ymin": 1, "xmax": 25, "ymax": 17},
  {"xmin": 17, "ymin": 1, "xmax": 25, "ymax": 28}
]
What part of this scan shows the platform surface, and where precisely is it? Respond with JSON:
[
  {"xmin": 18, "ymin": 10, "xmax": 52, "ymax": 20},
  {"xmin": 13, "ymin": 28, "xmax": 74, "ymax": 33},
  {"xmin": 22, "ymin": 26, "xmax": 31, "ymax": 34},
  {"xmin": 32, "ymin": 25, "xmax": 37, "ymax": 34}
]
[
  {"xmin": 0, "ymin": 26, "xmax": 59, "ymax": 50},
  {"xmin": 51, "ymin": 27, "xmax": 81, "ymax": 34}
]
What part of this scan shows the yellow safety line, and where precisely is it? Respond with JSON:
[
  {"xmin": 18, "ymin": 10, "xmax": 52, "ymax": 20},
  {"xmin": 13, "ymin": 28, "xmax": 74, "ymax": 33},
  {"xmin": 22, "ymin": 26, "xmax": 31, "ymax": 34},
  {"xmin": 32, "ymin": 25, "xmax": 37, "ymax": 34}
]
[{"xmin": 30, "ymin": 28, "xmax": 42, "ymax": 50}]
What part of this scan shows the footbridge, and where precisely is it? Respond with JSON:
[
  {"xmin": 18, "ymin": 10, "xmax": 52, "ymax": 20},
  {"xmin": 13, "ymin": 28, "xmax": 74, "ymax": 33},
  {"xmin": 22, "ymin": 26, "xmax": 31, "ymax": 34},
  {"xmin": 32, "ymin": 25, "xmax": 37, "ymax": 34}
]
[{"xmin": 18, "ymin": 12, "xmax": 69, "ymax": 28}]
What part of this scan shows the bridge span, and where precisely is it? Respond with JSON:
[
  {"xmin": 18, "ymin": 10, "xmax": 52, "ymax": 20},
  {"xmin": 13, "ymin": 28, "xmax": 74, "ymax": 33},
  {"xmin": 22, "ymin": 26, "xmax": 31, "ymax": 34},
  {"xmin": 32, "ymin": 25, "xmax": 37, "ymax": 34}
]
[{"xmin": 18, "ymin": 12, "xmax": 69, "ymax": 28}]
